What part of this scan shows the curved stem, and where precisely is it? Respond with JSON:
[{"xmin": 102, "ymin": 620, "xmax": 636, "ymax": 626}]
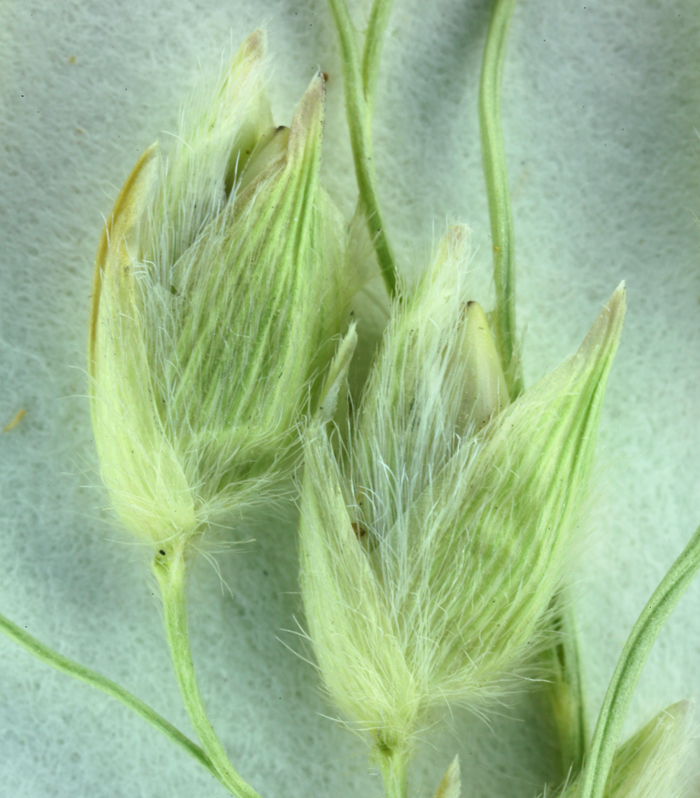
[
  {"xmin": 0, "ymin": 609, "xmax": 216, "ymax": 779},
  {"xmin": 327, "ymin": 0, "xmax": 398, "ymax": 297},
  {"xmin": 362, "ymin": 0, "xmax": 395, "ymax": 115},
  {"xmin": 478, "ymin": 0, "xmax": 523, "ymax": 398},
  {"xmin": 579, "ymin": 522, "xmax": 700, "ymax": 798},
  {"xmin": 153, "ymin": 540, "xmax": 262, "ymax": 798}
]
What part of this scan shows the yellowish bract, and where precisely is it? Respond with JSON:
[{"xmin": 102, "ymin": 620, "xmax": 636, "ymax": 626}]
[{"xmin": 89, "ymin": 31, "xmax": 349, "ymax": 546}]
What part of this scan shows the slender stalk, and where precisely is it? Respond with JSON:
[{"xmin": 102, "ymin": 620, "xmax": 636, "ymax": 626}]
[
  {"xmin": 480, "ymin": 8, "xmax": 589, "ymax": 772},
  {"xmin": 546, "ymin": 596, "xmax": 588, "ymax": 779},
  {"xmin": 376, "ymin": 746, "xmax": 408, "ymax": 798},
  {"xmin": 153, "ymin": 540, "xmax": 262, "ymax": 798},
  {"xmin": 362, "ymin": 0, "xmax": 396, "ymax": 115},
  {"xmin": 0, "ymin": 610, "xmax": 217, "ymax": 779},
  {"xmin": 327, "ymin": 0, "xmax": 398, "ymax": 297},
  {"xmin": 579, "ymin": 522, "xmax": 700, "ymax": 798},
  {"xmin": 478, "ymin": 0, "xmax": 523, "ymax": 398}
]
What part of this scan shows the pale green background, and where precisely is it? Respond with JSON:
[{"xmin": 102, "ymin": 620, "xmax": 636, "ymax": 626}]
[{"xmin": 0, "ymin": 1, "xmax": 699, "ymax": 796}]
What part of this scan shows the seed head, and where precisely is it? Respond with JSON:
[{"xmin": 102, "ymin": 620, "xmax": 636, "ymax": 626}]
[
  {"xmin": 89, "ymin": 31, "xmax": 349, "ymax": 546},
  {"xmin": 299, "ymin": 225, "xmax": 625, "ymax": 755}
]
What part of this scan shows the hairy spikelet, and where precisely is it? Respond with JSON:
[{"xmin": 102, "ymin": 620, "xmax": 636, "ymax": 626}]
[
  {"xmin": 89, "ymin": 31, "xmax": 350, "ymax": 546},
  {"xmin": 299, "ymin": 224, "xmax": 625, "ymax": 756},
  {"xmin": 555, "ymin": 702, "xmax": 692, "ymax": 798}
]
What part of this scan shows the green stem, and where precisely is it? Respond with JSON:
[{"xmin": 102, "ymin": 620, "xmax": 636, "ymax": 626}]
[
  {"xmin": 579, "ymin": 522, "xmax": 700, "ymax": 798},
  {"xmin": 376, "ymin": 746, "xmax": 408, "ymax": 798},
  {"xmin": 478, "ymin": 0, "xmax": 523, "ymax": 398},
  {"xmin": 153, "ymin": 540, "xmax": 262, "ymax": 798},
  {"xmin": 546, "ymin": 596, "xmax": 588, "ymax": 779},
  {"xmin": 327, "ymin": 0, "xmax": 398, "ymax": 297},
  {"xmin": 362, "ymin": 0, "xmax": 395, "ymax": 115},
  {"xmin": 0, "ymin": 609, "xmax": 217, "ymax": 779}
]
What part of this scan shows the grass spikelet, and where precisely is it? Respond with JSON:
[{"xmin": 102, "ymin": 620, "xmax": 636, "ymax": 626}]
[
  {"xmin": 89, "ymin": 31, "xmax": 351, "ymax": 547},
  {"xmin": 603, "ymin": 701, "xmax": 692, "ymax": 798},
  {"xmin": 554, "ymin": 701, "xmax": 693, "ymax": 798},
  {"xmin": 299, "ymin": 225, "xmax": 626, "ymax": 762}
]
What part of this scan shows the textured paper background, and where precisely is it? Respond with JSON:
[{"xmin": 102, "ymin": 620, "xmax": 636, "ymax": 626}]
[{"xmin": 0, "ymin": 1, "xmax": 699, "ymax": 796}]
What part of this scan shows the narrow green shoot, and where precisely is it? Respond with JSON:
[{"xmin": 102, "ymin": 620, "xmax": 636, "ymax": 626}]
[
  {"xmin": 0, "ymin": 610, "xmax": 217, "ymax": 780},
  {"xmin": 376, "ymin": 746, "xmax": 409, "ymax": 798},
  {"xmin": 478, "ymin": 0, "xmax": 523, "ymax": 397},
  {"xmin": 546, "ymin": 595, "xmax": 589, "ymax": 779},
  {"xmin": 327, "ymin": 0, "xmax": 399, "ymax": 297},
  {"xmin": 579, "ymin": 522, "xmax": 700, "ymax": 798},
  {"xmin": 153, "ymin": 540, "xmax": 262, "ymax": 798},
  {"xmin": 362, "ymin": 0, "xmax": 396, "ymax": 116}
]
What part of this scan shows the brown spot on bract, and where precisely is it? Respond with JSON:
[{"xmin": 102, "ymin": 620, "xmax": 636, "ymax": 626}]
[{"xmin": 351, "ymin": 522, "xmax": 367, "ymax": 539}]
